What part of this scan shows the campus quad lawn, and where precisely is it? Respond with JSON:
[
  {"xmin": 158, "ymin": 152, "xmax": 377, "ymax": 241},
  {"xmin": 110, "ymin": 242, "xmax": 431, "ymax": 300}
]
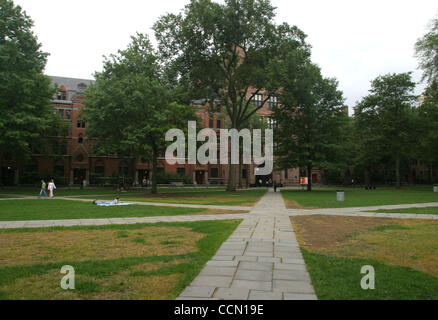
[
  {"xmin": 0, "ymin": 199, "xmax": 243, "ymax": 221},
  {"xmin": 79, "ymin": 189, "xmax": 267, "ymax": 206},
  {"xmin": 281, "ymin": 187, "xmax": 438, "ymax": 208},
  {"xmin": 0, "ymin": 187, "xmax": 225, "ymax": 197},
  {"xmin": 0, "ymin": 220, "xmax": 240, "ymax": 299},
  {"xmin": 291, "ymin": 215, "xmax": 438, "ymax": 299},
  {"xmin": 373, "ymin": 207, "xmax": 438, "ymax": 215}
]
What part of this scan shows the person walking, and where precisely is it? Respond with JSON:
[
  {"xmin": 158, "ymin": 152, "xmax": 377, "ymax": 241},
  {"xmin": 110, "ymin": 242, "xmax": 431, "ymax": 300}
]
[
  {"xmin": 48, "ymin": 179, "xmax": 56, "ymax": 198},
  {"xmin": 38, "ymin": 180, "xmax": 48, "ymax": 198},
  {"xmin": 273, "ymin": 181, "xmax": 277, "ymax": 192}
]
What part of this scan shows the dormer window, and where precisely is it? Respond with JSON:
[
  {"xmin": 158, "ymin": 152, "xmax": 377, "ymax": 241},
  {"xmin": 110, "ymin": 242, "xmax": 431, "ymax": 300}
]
[{"xmin": 57, "ymin": 90, "xmax": 67, "ymax": 100}]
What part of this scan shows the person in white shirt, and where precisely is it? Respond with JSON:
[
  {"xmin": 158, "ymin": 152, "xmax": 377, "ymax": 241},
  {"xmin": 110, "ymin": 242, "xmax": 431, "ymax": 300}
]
[{"xmin": 48, "ymin": 179, "xmax": 56, "ymax": 198}]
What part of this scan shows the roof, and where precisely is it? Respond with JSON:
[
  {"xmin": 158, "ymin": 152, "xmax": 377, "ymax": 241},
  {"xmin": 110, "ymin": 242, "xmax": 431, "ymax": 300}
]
[{"xmin": 49, "ymin": 76, "xmax": 94, "ymax": 95}]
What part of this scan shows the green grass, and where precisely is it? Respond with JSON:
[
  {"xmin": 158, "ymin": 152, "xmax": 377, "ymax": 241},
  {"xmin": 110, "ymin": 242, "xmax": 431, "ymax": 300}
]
[
  {"xmin": 373, "ymin": 207, "xmax": 438, "ymax": 215},
  {"xmin": 0, "ymin": 199, "xmax": 208, "ymax": 221},
  {"xmin": 79, "ymin": 189, "xmax": 267, "ymax": 206},
  {"xmin": 302, "ymin": 249, "xmax": 438, "ymax": 300},
  {"xmin": 281, "ymin": 187, "xmax": 438, "ymax": 208},
  {"xmin": 0, "ymin": 219, "xmax": 241, "ymax": 300},
  {"xmin": 0, "ymin": 187, "xmax": 225, "ymax": 197}
]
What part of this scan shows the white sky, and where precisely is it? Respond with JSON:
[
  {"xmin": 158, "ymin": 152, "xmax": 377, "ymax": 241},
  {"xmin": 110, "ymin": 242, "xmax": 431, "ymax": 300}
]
[{"xmin": 13, "ymin": 0, "xmax": 438, "ymax": 113}]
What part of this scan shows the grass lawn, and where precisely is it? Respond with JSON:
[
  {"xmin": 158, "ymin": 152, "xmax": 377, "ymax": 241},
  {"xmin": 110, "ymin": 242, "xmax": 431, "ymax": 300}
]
[
  {"xmin": 372, "ymin": 207, "xmax": 438, "ymax": 215},
  {"xmin": 0, "ymin": 219, "xmax": 241, "ymax": 299},
  {"xmin": 291, "ymin": 215, "xmax": 438, "ymax": 299},
  {"xmin": 0, "ymin": 187, "xmax": 225, "ymax": 197},
  {"xmin": 281, "ymin": 187, "xmax": 438, "ymax": 208},
  {"xmin": 0, "ymin": 199, "xmax": 247, "ymax": 221},
  {"xmin": 78, "ymin": 189, "xmax": 267, "ymax": 206}
]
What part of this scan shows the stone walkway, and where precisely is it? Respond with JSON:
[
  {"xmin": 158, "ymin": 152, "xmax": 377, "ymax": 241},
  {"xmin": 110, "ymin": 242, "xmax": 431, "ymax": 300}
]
[{"xmin": 177, "ymin": 190, "xmax": 317, "ymax": 300}]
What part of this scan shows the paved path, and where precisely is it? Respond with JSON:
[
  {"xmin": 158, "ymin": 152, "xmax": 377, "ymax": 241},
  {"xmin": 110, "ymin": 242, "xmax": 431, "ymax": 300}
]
[
  {"xmin": 0, "ymin": 213, "xmax": 249, "ymax": 229},
  {"xmin": 178, "ymin": 190, "xmax": 317, "ymax": 300}
]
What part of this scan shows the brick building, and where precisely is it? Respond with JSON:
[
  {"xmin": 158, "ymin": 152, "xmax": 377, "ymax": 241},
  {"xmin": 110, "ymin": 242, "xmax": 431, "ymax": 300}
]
[{"xmin": 3, "ymin": 75, "xmax": 323, "ymax": 187}]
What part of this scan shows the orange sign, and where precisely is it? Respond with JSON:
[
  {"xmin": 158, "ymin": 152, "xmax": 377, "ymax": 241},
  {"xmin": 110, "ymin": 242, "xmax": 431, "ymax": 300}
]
[{"xmin": 300, "ymin": 177, "xmax": 308, "ymax": 185}]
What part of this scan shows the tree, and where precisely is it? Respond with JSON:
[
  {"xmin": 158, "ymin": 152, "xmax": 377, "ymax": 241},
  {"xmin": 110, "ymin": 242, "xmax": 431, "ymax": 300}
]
[
  {"xmin": 355, "ymin": 73, "xmax": 417, "ymax": 188},
  {"xmin": 0, "ymin": 0, "xmax": 54, "ymax": 184},
  {"xmin": 416, "ymin": 81, "xmax": 438, "ymax": 183},
  {"xmin": 153, "ymin": 0, "xmax": 309, "ymax": 191},
  {"xmin": 273, "ymin": 51, "xmax": 348, "ymax": 191},
  {"xmin": 84, "ymin": 33, "xmax": 196, "ymax": 193},
  {"xmin": 415, "ymin": 17, "xmax": 438, "ymax": 85}
]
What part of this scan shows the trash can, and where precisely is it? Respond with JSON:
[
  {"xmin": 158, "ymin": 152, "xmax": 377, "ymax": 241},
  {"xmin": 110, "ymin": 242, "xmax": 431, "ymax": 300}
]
[
  {"xmin": 434, "ymin": 185, "xmax": 438, "ymax": 193},
  {"xmin": 337, "ymin": 190, "xmax": 345, "ymax": 202}
]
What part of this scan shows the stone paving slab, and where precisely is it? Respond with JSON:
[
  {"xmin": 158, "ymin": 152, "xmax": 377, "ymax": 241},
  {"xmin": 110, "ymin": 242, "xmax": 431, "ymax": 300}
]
[{"xmin": 177, "ymin": 189, "xmax": 318, "ymax": 300}]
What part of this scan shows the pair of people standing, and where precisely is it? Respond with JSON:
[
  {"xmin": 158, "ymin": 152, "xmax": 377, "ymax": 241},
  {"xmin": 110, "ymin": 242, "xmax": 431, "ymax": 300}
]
[{"xmin": 38, "ymin": 179, "xmax": 56, "ymax": 198}]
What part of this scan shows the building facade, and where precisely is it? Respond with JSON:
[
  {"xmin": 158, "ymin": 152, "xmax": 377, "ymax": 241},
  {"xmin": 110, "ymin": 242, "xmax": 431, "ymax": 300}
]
[{"xmin": 3, "ymin": 76, "xmax": 323, "ymax": 187}]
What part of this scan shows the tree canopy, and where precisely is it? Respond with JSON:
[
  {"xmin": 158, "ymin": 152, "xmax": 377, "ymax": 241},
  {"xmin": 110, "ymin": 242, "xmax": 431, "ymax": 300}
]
[
  {"xmin": 355, "ymin": 73, "xmax": 417, "ymax": 188},
  {"xmin": 84, "ymin": 33, "xmax": 196, "ymax": 193},
  {"xmin": 0, "ymin": 0, "xmax": 54, "ymax": 171},
  {"xmin": 415, "ymin": 17, "xmax": 438, "ymax": 85},
  {"xmin": 273, "ymin": 51, "xmax": 348, "ymax": 191},
  {"xmin": 153, "ymin": 0, "xmax": 310, "ymax": 190}
]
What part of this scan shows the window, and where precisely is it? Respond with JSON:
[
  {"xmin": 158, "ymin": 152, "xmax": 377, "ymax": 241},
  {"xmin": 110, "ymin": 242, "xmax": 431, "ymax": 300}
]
[
  {"xmin": 268, "ymin": 96, "xmax": 277, "ymax": 109},
  {"xmin": 76, "ymin": 154, "xmax": 84, "ymax": 162},
  {"xmin": 57, "ymin": 91, "xmax": 67, "ymax": 100},
  {"xmin": 217, "ymin": 119, "xmax": 221, "ymax": 128},
  {"xmin": 209, "ymin": 119, "xmax": 214, "ymax": 128},
  {"xmin": 177, "ymin": 168, "xmax": 185, "ymax": 176},
  {"xmin": 210, "ymin": 168, "xmax": 219, "ymax": 178},
  {"xmin": 267, "ymin": 117, "xmax": 277, "ymax": 129},
  {"xmin": 65, "ymin": 110, "xmax": 71, "ymax": 120},
  {"xmin": 77, "ymin": 120, "xmax": 86, "ymax": 128},
  {"xmin": 242, "ymin": 169, "xmax": 247, "ymax": 179},
  {"xmin": 253, "ymin": 94, "xmax": 263, "ymax": 107},
  {"xmin": 78, "ymin": 134, "xmax": 83, "ymax": 144},
  {"xmin": 58, "ymin": 109, "xmax": 64, "ymax": 118}
]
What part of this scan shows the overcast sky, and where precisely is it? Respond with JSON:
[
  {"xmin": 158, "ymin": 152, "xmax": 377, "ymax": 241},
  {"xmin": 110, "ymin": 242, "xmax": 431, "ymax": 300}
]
[{"xmin": 13, "ymin": 0, "xmax": 438, "ymax": 112}]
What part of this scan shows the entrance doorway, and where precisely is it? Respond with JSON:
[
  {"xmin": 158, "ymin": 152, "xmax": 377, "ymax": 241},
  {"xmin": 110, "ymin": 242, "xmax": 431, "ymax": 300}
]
[
  {"xmin": 195, "ymin": 171, "xmax": 205, "ymax": 185},
  {"xmin": 73, "ymin": 168, "xmax": 86, "ymax": 185},
  {"xmin": 1, "ymin": 166, "xmax": 15, "ymax": 186},
  {"xmin": 312, "ymin": 173, "xmax": 318, "ymax": 184}
]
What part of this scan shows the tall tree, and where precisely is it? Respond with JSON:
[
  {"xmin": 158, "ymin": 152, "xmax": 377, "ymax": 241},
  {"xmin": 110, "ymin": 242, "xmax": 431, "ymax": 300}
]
[
  {"xmin": 84, "ymin": 33, "xmax": 196, "ymax": 193},
  {"xmin": 0, "ymin": 0, "xmax": 54, "ymax": 184},
  {"xmin": 153, "ymin": 0, "xmax": 309, "ymax": 191},
  {"xmin": 355, "ymin": 73, "xmax": 417, "ymax": 188},
  {"xmin": 273, "ymin": 51, "xmax": 348, "ymax": 191},
  {"xmin": 416, "ymin": 81, "xmax": 438, "ymax": 183},
  {"xmin": 415, "ymin": 17, "xmax": 438, "ymax": 85}
]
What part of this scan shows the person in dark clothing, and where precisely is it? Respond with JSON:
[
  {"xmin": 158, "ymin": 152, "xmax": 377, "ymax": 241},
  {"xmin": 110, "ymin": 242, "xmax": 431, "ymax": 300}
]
[{"xmin": 274, "ymin": 181, "xmax": 277, "ymax": 192}]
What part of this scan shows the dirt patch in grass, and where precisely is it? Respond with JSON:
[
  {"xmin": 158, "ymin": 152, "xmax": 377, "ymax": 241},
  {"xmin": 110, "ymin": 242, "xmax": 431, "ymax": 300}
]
[
  {"xmin": 1, "ymin": 260, "xmax": 183, "ymax": 300},
  {"xmin": 0, "ymin": 227, "xmax": 203, "ymax": 267},
  {"xmin": 291, "ymin": 215, "xmax": 438, "ymax": 278},
  {"xmin": 191, "ymin": 209, "xmax": 249, "ymax": 215},
  {"xmin": 284, "ymin": 199, "xmax": 304, "ymax": 209}
]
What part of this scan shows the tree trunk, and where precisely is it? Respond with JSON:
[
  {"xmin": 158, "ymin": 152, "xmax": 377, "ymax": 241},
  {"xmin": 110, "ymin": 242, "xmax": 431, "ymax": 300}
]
[
  {"xmin": 227, "ymin": 164, "xmax": 237, "ymax": 191},
  {"xmin": 395, "ymin": 157, "xmax": 400, "ymax": 189},
  {"xmin": 151, "ymin": 146, "xmax": 158, "ymax": 194},
  {"xmin": 364, "ymin": 169, "xmax": 370, "ymax": 186},
  {"xmin": 238, "ymin": 151, "xmax": 242, "ymax": 189},
  {"xmin": 246, "ymin": 164, "xmax": 250, "ymax": 189},
  {"xmin": 0, "ymin": 153, "xmax": 3, "ymax": 187},
  {"xmin": 307, "ymin": 166, "xmax": 312, "ymax": 192},
  {"xmin": 429, "ymin": 164, "xmax": 433, "ymax": 184}
]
